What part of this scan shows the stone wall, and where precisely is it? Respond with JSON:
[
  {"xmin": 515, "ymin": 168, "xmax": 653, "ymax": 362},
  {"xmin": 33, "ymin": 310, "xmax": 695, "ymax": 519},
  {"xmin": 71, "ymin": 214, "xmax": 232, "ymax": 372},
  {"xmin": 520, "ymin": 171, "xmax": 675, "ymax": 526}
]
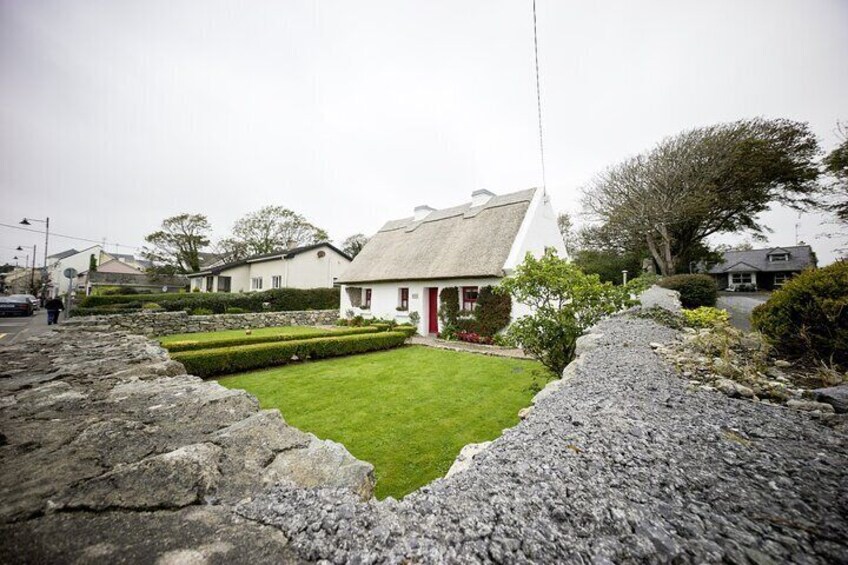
[{"xmin": 63, "ymin": 309, "xmax": 338, "ymax": 336}]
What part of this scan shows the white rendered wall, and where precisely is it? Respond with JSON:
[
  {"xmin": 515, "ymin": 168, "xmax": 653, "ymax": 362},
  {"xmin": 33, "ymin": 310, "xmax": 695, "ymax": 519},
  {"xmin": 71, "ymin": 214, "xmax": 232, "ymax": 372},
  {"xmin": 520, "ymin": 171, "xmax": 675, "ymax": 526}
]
[
  {"xmin": 284, "ymin": 249, "xmax": 350, "ymax": 289},
  {"xmin": 503, "ymin": 189, "xmax": 567, "ymax": 273},
  {"xmin": 50, "ymin": 246, "xmax": 102, "ymax": 296}
]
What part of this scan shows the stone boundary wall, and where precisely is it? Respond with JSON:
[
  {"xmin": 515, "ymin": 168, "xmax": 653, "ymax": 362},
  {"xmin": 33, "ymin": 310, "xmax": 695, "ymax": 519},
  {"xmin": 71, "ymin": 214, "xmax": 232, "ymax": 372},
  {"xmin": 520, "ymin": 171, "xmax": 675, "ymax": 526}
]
[{"xmin": 62, "ymin": 309, "xmax": 339, "ymax": 336}]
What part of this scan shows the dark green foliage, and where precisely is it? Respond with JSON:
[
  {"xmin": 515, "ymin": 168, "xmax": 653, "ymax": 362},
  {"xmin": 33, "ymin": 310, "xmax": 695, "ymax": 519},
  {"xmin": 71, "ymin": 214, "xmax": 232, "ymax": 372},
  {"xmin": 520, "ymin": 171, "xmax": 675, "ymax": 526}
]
[
  {"xmin": 572, "ymin": 249, "xmax": 643, "ymax": 285},
  {"xmin": 163, "ymin": 326, "xmax": 381, "ymax": 352},
  {"xmin": 474, "ymin": 286, "xmax": 512, "ymax": 337},
  {"xmin": 172, "ymin": 331, "xmax": 409, "ymax": 377},
  {"xmin": 191, "ymin": 307, "xmax": 214, "ymax": 316},
  {"xmin": 752, "ymin": 262, "xmax": 848, "ymax": 367},
  {"xmin": 78, "ymin": 287, "xmax": 340, "ymax": 313},
  {"xmin": 659, "ymin": 274, "xmax": 718, "ymax": 308},
  {"xmin": 89, "ymin": 254, "xmax": 97, "ymax": 273},
  {"xmin": 438, "ymin": 287, "xmax": 459, "ymax": 327}
]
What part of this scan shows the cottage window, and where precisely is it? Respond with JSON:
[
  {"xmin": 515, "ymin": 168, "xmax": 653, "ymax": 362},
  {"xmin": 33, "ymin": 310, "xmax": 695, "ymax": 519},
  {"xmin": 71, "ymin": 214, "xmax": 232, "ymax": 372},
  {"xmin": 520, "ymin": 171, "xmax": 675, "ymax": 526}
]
[
  {"xmin": 731, "ymin": 273, "xmax": 753, "ymax": 285},
  {"xmin": 769, "ymin": 254, "xmax": 789, "ymax": 262},
  {"xmin": 364, "ymin": 289, "xmax": 372, "ymax": 309},
  {"xmin": 251, "ymin": 277, "xmax": 263, "ymax": 291},
  {"xmin": 217, "ymin": 276, "xmax": 231, "ymax": 293},
  {"xmin": 272, "ymin": 275, "xmax": 282, "ymax": 289},
  {"xmin": 773, "ymin": 273, "xmax": 791, "ymax": 287},
  {"xmin": 398, "ymin": 288, "xmax": 409, "ymax": 310},
  {"xmin": 462, "ymin": 286, "xmax": 479, "ymax": 311}
]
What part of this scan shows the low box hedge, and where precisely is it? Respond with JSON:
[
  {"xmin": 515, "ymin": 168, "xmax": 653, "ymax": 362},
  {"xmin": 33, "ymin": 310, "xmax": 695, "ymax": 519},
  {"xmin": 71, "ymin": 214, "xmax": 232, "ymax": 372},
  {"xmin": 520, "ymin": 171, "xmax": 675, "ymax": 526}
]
[
  {"xmin": 77, "ymin": 287, "xmax": 340, "ymax": 313},
  {"xmin": 659, "ymin": 274, "xmax": 718, "ymax": 308},
  {"xmin": 163, "ymin": 326, "xmax": 381, "ymax": 352},
  {"xmin": 172, "ymin": 331, "xmax": 409, "ymax": 377}
]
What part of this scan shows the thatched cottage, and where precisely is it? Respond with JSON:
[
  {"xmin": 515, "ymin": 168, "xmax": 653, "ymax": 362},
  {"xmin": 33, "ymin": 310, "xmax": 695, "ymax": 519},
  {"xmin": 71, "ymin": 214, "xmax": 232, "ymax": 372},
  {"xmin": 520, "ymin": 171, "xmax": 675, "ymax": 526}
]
[{"xmin": 336, "ymin": 188, "xmax": 566, "ymax": 335}]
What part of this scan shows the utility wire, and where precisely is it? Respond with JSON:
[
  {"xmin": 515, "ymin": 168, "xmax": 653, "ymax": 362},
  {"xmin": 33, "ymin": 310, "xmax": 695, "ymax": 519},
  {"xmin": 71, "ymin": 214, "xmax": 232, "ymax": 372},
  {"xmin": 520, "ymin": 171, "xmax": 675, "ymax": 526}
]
[
  {"xmin": 531, "ymin": 0, "xmax": 547, "ymax": 193},
  {"xmin": 0, "ymin": 222, "xmax": 143, "ymax": 252}
]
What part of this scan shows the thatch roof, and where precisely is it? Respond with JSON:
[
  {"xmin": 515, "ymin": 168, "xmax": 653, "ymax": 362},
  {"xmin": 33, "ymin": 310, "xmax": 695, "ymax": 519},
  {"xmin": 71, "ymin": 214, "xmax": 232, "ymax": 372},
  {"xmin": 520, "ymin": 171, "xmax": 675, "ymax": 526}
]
[{"xmin": 337, "ymin": 188, "xmax": 536, "ymax": 284}]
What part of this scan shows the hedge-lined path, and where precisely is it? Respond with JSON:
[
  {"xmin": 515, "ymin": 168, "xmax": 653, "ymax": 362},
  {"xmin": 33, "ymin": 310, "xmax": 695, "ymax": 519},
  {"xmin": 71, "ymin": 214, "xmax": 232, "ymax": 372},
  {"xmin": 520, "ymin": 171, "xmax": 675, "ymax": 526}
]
[
  {"xmin": 717, "ymin": 292, "xmax": 770, "ymax": 331},
  {"xmin": 408, "ymin": 335, "xmax": 530, "ymax": 359}
]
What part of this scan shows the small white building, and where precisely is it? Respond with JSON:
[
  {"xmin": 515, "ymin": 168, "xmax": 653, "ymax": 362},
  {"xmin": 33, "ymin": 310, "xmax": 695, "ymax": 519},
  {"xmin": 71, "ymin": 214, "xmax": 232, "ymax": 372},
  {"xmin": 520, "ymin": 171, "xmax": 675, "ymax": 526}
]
[
  {"xmin": 337, "ymin": 188, "xmax": 566, "ymax": 335},
  {"xmin": 187, "ymin": 243, "xmax": 351, "ymax": 293},
  {"xmin": 46, "ymin": 245, "xmax": 103, "ymax": 297}
]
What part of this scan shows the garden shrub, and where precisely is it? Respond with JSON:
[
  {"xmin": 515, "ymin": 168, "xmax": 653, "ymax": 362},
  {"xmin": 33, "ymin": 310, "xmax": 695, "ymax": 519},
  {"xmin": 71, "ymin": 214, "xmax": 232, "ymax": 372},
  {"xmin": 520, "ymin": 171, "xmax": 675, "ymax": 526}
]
[
  {"xmin": 225, "ymin": 307, "xmax": 247, "ymax": 314},
  {"xmin": 191, "ymin": 307, "xmax": 214, "ymax": 316},
  {"xmin": 163, "ymin": 326, "xmax": 381, "ymax": 352},
  {"xmin": 624, "ymin": 273, "xmax": 661, "ymax": 295},
  {"xmin": 172, "ymin": 331, "xmax": 409, "ymax": 377},
  {"xmin": 635, "ymin": 306, "xmax": 684, "ymax": 330},
  {"xmin": 659, "ymin": 274, "xmax": 717, "ymax": 308},
  {"xmin": 78, "ymin": 287, "xmax": 340, "ymax": 313},
  {"xmin": 752, "ymin": 262, "xmax": 848, "ymax": 366},
  {"xmin": 474, "ymin": 286, "xmax": 512, "ymax": 337},
  {"xmin": 681, "ymin": 306, "xmax": 730, "ymax": 329},
  {"xmin": 438, "ymin": 287, "xmax": 459, "ymax": 327},
  {"xmin": 142, "ymin": 302, "xmax": 163, "ymax": 311}
]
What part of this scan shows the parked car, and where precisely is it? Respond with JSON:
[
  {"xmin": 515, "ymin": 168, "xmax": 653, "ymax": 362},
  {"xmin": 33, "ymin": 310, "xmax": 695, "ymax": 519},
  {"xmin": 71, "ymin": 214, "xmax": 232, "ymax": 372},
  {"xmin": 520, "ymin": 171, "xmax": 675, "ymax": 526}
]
[
  {"xmin": 23, "ymin": 294, "xmax": 40, "ymax": 310},
  {"xmin": 0, "ymin": 295, "xmax": 34, "ymax": 317}
]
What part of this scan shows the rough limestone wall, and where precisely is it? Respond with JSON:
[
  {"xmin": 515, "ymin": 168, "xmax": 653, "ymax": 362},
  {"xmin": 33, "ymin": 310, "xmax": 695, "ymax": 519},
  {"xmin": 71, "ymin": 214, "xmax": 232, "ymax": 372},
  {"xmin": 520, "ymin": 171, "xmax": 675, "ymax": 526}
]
[
  {"xmin": 63, "ymin": 309, "xmax": 339, "ymax": 336},
  {"xmin": 0, "ymin": 329, "xmax": 373, "ymax": 563}
]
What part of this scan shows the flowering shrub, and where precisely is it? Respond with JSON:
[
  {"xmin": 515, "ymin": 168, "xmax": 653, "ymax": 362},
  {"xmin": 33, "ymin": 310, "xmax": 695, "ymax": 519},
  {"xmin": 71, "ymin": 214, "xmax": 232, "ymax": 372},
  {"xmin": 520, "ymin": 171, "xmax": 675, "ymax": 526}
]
[
  {"xmin": 456, "ymin": 331, "xmax": 494, "ymax": 345},
  {"xmin": 681, "ymin": 307, "xmax": 730, "ymax": 328}
]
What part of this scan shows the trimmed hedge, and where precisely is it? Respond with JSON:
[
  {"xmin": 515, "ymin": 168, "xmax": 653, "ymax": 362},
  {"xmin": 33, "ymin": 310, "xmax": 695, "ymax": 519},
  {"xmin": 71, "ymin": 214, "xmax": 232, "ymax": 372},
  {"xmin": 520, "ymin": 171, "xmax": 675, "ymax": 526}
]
[
  {"xmin": 659, "ymin": 274, "xmax": 718, "ymax": 308},
  {"xmin": 163, "ymin": 326, "xmax": 381, "ymax": 352},
  {"xmin": 172, "ymin": 331, "xmax": 409, "ymax": 377},
  {"xmin": 752, "ymin": 262, "xmax": 848, "ymax": 366},
  {"xmin": 77, "ymin": 287, "xmax": 340, "ymax": 314}
]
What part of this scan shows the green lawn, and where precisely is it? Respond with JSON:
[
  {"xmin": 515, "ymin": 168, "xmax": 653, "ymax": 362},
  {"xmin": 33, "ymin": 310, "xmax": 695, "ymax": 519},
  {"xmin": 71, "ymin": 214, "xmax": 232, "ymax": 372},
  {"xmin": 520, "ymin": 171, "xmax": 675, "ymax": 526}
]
[
  {"xmin": 217, "ymin": 346, "xmax": 546, "ymax": 499},
  {"xmin": 160, "ymin": 325, "xmax": 339, "ymax": 345}
]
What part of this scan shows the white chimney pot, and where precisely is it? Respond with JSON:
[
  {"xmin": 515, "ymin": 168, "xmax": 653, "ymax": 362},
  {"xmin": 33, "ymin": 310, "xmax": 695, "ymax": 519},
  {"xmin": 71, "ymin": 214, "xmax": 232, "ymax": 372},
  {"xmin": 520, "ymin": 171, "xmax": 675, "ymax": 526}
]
[
  {"xmin": 471, "ymin": 189, "xmax": 495, "ymax": 207},
  {"xmin": 414, "ymin": 205, "xmax": 435, "ymax": 221}
]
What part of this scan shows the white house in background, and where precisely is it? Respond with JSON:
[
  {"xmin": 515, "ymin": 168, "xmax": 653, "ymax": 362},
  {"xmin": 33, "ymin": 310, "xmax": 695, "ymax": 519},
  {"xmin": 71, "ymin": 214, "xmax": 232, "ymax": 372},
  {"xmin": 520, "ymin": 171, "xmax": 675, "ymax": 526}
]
[
  {"xmin": 337, "ymin": 187, "xmax": 566, "ymax": 335},
  {"xmin": 46, "ymin": 245, "xmax": 103, "ymax": 297},
  {"xmin": 187, "ymin": 243, "xmax": 351, "ymax": 293}
]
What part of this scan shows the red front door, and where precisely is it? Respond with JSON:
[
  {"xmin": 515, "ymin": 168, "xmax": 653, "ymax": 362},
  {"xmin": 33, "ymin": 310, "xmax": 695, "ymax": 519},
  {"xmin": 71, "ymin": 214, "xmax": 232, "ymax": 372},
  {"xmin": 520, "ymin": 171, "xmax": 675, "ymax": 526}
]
[{"xmin": 428, "ymin": 288, "xmax": 438, "ymax": 334}]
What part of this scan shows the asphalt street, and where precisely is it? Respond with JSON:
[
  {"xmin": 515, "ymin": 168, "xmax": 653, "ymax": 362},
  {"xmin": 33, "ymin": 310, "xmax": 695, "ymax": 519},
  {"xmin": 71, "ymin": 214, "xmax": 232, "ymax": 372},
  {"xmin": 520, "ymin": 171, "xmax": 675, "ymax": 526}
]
[{"xmin": 0, "ymin": 309, "xmax": 54, "ymax": 346}]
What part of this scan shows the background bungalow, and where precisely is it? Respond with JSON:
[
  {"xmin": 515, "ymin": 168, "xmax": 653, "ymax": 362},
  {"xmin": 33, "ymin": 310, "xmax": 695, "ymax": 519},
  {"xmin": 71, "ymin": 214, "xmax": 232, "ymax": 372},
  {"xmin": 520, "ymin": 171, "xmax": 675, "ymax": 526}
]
[{"xmin": 707, "ymin": 245, "xmax": 817, "ymax": 291}]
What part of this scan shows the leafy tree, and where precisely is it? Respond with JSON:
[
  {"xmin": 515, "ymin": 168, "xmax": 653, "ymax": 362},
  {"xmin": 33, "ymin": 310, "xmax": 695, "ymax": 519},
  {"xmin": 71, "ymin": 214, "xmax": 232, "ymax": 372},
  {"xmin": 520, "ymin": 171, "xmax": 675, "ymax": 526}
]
[
  {"xmin": 228, "ymin": 206, "xmax": 328, "ymax": 257},
  {"xmin": 342, "ymin": 233, "xmax": 369, "ymax": 258},
  {"xmin": 143, "ymin": 213, "xmax": 211, "ymax": 274},
  {"xmin": 823, "ymin": 123, "xmax": 848, "ymax": 224},
  {"xmin": 556, "ymin": 212, "xmax": 577, "ymax": 256},
  {"xmin": 498, "ymin": 249, "xmax": 632, "ymax": 376},
  {"xmin": 88, "ymin": 254, "xmax": 97, "ymax": 273},
  {"xmin": 582, "ymin": 118, "xmax": 821, "ymax": 275}
]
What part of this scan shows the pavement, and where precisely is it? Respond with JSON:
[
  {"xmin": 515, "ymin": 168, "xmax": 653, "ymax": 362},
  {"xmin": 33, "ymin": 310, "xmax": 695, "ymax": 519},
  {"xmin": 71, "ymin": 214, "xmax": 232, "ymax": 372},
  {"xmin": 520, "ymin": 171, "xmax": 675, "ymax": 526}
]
[
  {"xmin": 0, "ymin": 309, "xmax": 54, "ymax": 345},
  {"xmin": 716, "ymin": 292, "xmax": 770, "ymax": 331}
]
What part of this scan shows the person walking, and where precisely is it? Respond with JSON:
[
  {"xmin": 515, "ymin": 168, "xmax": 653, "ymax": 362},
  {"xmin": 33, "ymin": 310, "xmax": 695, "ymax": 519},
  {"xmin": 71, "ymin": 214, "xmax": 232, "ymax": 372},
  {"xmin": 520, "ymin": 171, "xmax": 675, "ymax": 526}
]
[{"xmin": 45, "ymin": 296, "xmax": 64, "ymax": 325}]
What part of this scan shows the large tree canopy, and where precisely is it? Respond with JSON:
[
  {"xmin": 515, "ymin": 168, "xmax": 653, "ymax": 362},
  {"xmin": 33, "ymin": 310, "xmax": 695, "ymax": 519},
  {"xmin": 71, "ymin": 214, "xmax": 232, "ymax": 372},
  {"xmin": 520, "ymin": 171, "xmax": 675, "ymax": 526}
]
[
  {"xmin": 823, "ymin": 123, "xmax": 848, "ymax": 224},
  {"xmin": 342, "ymin": 233, "xmax": 369, "ymax": 258},
  {"xmin": 143, "ymin": 213, "xmax": 211, "ymax": 274},
  {"xmin": 582, "ymin": 118, "xmax": 821, "ymax": 275},
  {"xmin": 223, "ymin": 206, "xmax": 328, "ymax": 259}
]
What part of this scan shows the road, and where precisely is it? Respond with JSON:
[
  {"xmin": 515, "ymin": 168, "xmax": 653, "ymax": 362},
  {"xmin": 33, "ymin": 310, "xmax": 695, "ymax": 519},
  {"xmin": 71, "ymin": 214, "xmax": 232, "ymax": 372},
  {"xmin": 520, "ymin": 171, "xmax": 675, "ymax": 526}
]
[
  {"xmin": 0, "ymin": 309, "xmax": 53, "ymax": 345},
  {"xmin": 716, "ymin": 292, "xmax": 769, "ymax": 331}
]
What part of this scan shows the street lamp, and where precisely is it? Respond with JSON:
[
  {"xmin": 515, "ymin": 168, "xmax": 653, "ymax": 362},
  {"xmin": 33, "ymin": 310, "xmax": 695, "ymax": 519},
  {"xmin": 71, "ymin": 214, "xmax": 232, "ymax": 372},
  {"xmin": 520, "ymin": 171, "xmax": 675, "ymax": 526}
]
[
  {"xmin": 20, "ymin": 216, "xmax": 49, "ymax": 297},
  {"xmin": 16, "ymin": 245, "xmax": 37, "ymax": 292}
]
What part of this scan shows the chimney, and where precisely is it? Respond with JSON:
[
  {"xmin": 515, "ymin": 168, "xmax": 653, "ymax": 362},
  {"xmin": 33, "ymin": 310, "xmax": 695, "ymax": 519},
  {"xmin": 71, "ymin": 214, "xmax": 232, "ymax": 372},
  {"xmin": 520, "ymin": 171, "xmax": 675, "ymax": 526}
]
[
  {"xmin": 471, "ymin": 189, "xmax": 495, "ymax": 207},
  {"xmin": 414, "ymin": 205, "xmax": 435, "ymax": 221}
]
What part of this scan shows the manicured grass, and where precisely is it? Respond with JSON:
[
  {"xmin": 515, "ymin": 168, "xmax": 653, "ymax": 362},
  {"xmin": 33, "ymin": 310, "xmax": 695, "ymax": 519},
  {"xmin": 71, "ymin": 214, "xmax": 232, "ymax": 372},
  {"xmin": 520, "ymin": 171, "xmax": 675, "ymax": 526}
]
[
  {"xmin": 217, "ymin": 346, "xmax": 547, "ymax": 500},
  {"xmin": 160, "ymin": 325, "xmax": 341, "ymax": 345}
]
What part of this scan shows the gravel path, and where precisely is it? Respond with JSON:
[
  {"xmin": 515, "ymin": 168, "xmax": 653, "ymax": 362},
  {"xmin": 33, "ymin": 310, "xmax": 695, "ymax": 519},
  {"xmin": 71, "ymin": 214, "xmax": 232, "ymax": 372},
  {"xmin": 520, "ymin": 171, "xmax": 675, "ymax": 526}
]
[{"xmin": 240, "ymin": 315, "xmax": 848, "ymax": 563}]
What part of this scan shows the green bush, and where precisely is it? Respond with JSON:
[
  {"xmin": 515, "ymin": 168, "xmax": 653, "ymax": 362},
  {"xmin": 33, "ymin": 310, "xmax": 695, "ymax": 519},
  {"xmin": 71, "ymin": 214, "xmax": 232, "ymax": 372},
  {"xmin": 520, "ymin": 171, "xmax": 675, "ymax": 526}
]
[
  {"xmin": 681, "ymin": 306, "xmax": 730, "ymax": 329},
  {"xmin": 438, "ymin": 287, "xmax": 460, "ymax": 327},
  {"xmin": 752, "ymin": 262, "xmax": 848, "ymax": 366},
  {"xmin": 225, "ymin": 306, "xmax": 247, "ymax": 314},
  {"xmin": 163, "ymin": 326, "xmax": 381, "ymax": 352},
  {"xmin": 191, "ymin": 307, "xmax": 214, "ymax": 316},
  {"xmin": 78, "ymin": 287, "xmax": 340, "ymax": 313},
  {"xmin": 172, "ymin": 331, "xmax": 409, "ymax": 377},
  {"xmin": 474, "ymin": 286, "xmax": 512, "ymax": 337},
  {"xmin": 659, "ymin": 274, "xmax": 717, "ymax": 308}
]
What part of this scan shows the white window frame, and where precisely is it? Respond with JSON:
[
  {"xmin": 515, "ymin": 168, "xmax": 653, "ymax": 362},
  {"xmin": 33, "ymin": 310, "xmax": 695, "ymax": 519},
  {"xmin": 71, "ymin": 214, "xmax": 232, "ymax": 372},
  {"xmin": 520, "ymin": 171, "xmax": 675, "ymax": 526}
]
[
  {"xmin": 769, "ymin": 254, "xmax": 789, "ymax": 262},
  {"xmin": 731, "ymin": 273, "xmax": 753, "ymax": 285},
  {"xmin": 250, "ymin": 276, "xmax": 263, "ymax": 291},
  {"xmin": 272, "ymin": 275, "xmax": 282, "ymax": 289},
  {"xmin": 773, "ymin": 273, "xmax": 791, "ymax": 287}
]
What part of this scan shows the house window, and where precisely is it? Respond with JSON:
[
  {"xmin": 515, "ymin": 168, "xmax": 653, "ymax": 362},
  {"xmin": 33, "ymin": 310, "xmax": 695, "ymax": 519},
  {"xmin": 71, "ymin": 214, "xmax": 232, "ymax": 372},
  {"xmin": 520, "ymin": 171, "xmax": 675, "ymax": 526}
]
[
  {"xmin": 398, "ymin": 288, "xmax": 409, "ymax": 310},
  {"xmin": 731, "ymin": 273, "xmax": 753, "ymax": 285},
  {"xmin": 217, "ymin": 276, "xmax": 231, "ymax": 293},
  {"xmin": 462, "ymin": 286, "xmax": 479, "ymax": 311},
  {"xmin": 205, "ymin": 276, "xmax": 214, "ymax": 292},
  {"xmin": 272, "ymin": 275, "xmax": 282, "ymax": 289},
  {"xmin": 769, "ymin": 254, "xmax": 789, "ymax": 262},
  {"xmin": 251, "ymin": 277, "xmax": 263, "ymax": 291},
  {"xmin": 773, "ymin": 273, "xmax": 792, "ymax": 287},
  {"xmin": 364, "ymin": 288, "xmax": 372, "ymax": 309}
]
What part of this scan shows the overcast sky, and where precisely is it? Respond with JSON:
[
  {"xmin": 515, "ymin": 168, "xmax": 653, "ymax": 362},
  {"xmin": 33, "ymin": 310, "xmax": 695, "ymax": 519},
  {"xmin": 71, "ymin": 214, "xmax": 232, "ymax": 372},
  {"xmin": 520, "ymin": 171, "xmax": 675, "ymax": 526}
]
[{"xmin": 1, "ymin": 0, "xmax": 846, "ymax": 267}]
